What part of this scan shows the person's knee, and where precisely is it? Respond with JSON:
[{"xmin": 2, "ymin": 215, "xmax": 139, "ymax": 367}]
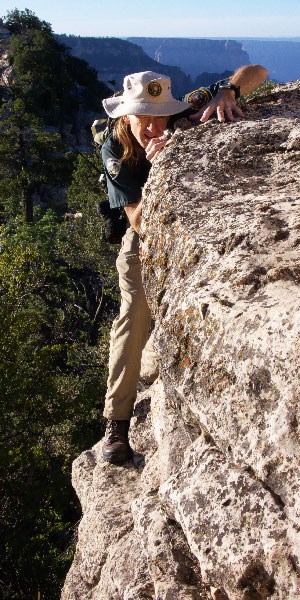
[
  {"xmin": 117, "ymin": 256, "xmax": 147, "ymax": 303},
  {"xmin": 116, "ymin": 251, "xmax": 141, "ymax": 276},
  {"xmin": 120, "ymin": 293, "xmax": 150, "ymax": 323}
]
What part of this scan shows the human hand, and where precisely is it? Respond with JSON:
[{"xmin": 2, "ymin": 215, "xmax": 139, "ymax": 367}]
[
  {"xmin": 189, "ymin": 89, "xmax": 244, "ymax": 124},
  {"xmin": 145, "ymin": 131, "xmax": 171, "ymax": 162}
]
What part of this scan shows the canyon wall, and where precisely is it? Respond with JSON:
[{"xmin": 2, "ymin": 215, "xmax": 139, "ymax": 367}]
[
  {"xmin": 57, "ymin": 36, "xmax": 192, "ymax": 98},
  {"xmin": 127, "ymin": 38, "xmax": 250, "ymax": 81}
]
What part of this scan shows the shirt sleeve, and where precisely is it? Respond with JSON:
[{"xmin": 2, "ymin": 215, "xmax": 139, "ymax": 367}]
[
  {"xmin": 101, "ymin": 137, "xmax": 144, "ymax": 209},
  {"xmin": 181, "ymin": 86, "xmax": 213, "ymax": 110}
]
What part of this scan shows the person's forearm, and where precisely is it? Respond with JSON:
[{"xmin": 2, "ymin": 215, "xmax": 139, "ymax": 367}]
[
  {"xmin": 124, "ymin": 202, "xmax": 142, "ymax": 233},
  {"xmin": 230, "ymin": 65, "xmax": 269, "ymax": 96}
]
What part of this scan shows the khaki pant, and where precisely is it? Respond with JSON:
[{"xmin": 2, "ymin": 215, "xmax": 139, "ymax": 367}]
[{"xmin": 103, "ymin": 227, "xmax": 151, "ymax": 420}]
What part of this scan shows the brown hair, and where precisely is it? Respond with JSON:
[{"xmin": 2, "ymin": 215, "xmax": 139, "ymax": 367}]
[{"xmin": 113, "ymin": 117, "xmax": 145, "ymax": 164}]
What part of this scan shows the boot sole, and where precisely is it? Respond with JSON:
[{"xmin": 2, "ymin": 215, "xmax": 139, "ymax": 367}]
[{"xmin": 102, "ymin": 451, "xmax": 132, "ymax": 465}]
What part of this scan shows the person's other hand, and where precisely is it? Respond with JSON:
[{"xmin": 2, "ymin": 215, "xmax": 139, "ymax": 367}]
[
  {"xmin": 145, "ymin": 133, "xmax": 169, "ymax": 162},
  {"xmin": 190, "ymin": 89, "xmax": 245, "ymax": 124}
]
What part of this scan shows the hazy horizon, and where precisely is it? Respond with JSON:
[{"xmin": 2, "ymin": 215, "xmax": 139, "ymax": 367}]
[{"xmin": 59, "ymin": 34, "xmax": 300, "ymax": 41}]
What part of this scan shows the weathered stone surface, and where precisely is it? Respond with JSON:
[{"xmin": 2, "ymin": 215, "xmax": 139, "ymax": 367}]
[
  {"xmin": 62, "ymin": 441, "xmax": 152, "ymax": 599},
  {"xmin": 132, "ymin": 494, "xmax": 210, "ymax": 599},
  {"xmin": 0, "ymin": 49, "xmax": 13, "ymax": 92},
  {"xmin": 62, "ymin": 83, "xmax": 300, "ymax": 599},
  {"xmin": 141, "ymin": 81, "xmax": 300, "ymax": 527},
  {"xmin": 160, "ymin": 438, "xmax": 300, "ymax": 599}
]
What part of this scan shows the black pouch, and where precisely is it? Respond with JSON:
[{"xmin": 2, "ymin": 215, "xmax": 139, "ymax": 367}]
[{"xmin": 97, "ymin": 200, "xmax": 128, "ymax": 244}]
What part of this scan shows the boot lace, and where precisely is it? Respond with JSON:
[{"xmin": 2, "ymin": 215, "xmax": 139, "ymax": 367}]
[{"xmin": 105, "ymin": 421, "xmax": 127, "ymax": 443}]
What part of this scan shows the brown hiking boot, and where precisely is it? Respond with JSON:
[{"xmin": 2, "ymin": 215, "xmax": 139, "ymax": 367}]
[{"xmin": 102, "ymin": 420, "xmax": 132, "ymax": 464}]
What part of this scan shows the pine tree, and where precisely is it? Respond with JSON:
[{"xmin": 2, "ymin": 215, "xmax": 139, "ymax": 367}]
[{"xmin": 0, "ymin": 99, "xmax": 73, "ymax": 222}]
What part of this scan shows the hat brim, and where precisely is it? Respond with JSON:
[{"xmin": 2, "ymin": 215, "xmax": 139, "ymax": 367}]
[{"xmin": 102, "ymin": 97, "xmax": 189, "ymax": 118}]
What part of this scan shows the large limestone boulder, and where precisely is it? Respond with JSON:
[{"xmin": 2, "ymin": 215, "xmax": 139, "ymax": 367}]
[
  {"xmin": 62, "ymin": 82, "xmax": 300, "ymax": 599},
  {"xmin": 0, "ymin": 23, "xmax": 12, "ymax": 93}
]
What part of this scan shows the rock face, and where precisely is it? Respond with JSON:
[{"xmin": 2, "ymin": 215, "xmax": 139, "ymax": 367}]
[
  {"xmin": 0, "ymin": 19, "xmax": 12, "ymax": 96},
  {"xmin": 62, "ymin": 82, "xmax": 300, "ymax": 599}
]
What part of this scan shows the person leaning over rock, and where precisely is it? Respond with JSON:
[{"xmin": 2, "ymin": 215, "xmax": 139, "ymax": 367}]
[{"xmin": 100, "ymin": 65, "xmax": 268, "ymax": 465}]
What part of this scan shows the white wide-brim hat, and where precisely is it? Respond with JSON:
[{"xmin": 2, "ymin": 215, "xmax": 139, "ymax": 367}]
[{"xmin": 102, "ymin": 71, "xmax": 189, "ymax": 118}]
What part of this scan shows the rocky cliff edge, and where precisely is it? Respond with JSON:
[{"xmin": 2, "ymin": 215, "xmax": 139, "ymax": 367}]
[{"xmin": 62, "ymin": 82, "xmax": 300, "ymax": 600}]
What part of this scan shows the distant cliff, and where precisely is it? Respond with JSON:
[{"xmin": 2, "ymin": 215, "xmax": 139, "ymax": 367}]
[
  {"xmin": 126, "ymin": 37, "xmax": 300, "ymax": 84},
  {"xmin": 56, "ymin": 36, "xmax": 192, "ymax": 98},
  {"xmin": 127, "ymin": 37, "xmax": 250, "ymax": 80},
  {"xmin": 56, "ymin": 35, "xmax": 300, "ymax": 99}
]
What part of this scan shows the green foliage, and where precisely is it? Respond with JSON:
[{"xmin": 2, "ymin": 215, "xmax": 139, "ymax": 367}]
[
  {"xmin": 0, "ymin": 9, "xmax": 119, "ymax": 598},
  {"xmin": 0, "ymin": 207, "xmax": 118, "ymax": 598},
  {"xmin": 4, "ymin": 9, "xmax": 110, "ymax": 124},
  {"xmin": 0, "ymin": 99, "xmax": 74, "ymax": 222},
  {"xmin": 60, "ymin": 151, "xmax": 118, "ymax": 276},
  {"xmin": 3, "ymin": 8, "xmax": 53, "ymax": 35},
  {"xmin": 239, "ymin": 80, "xmax": 277, "ymax": 106},
  {"xmin": 8, "ymin": 29, "xmax": 77, "ymax": 123}
]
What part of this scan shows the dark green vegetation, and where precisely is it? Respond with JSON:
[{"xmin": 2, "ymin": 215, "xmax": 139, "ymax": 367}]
[{"xmin": 0, "ymin": 9, "xmax": 117, "ymax": 599}]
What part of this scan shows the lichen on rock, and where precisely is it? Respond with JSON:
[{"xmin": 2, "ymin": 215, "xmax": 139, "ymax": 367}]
[{"xmin": 62, "ymin": 82, "xmax": 300, "ymax": 600}]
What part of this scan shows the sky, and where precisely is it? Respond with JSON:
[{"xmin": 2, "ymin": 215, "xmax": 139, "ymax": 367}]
[{"xmin": 1, "ymin": 0, "xmax": 300, "ymax": 38}]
